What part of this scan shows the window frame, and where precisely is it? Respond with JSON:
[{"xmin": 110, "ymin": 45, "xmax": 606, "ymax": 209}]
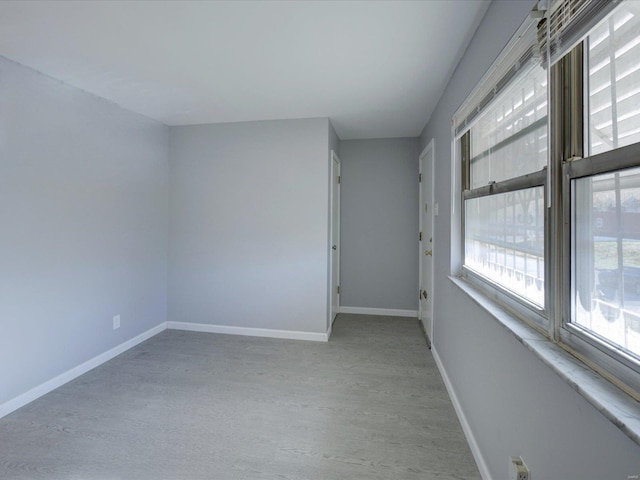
[
  {"xmin": 556, "ymin": 30, "xmax": 640, "ymax": 392},
  {"xmin": 455, "ymin": 0, "xmax": 640, "ymax": 398},
  {"xmin": 458, "ymin": 60, "xmax": 550, "ymax": 334},
  {"xmin": 561, "ymin": 128, "xmax": 640, "ymax": 393}
]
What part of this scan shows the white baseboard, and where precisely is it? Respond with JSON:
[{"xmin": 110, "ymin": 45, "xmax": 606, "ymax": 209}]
[
  {"xmin": 432, "ymin": 346, "xmax": 492, "ymax": 480},
  {"xmin": 0, "ymin": 320, "xmax": 330, "ymax": 419},
  {"xmin": 167, "ymin": 321, "xmax": 329, "ymax": 342},
  {"xmin": 339, "ymin": 306, "xmax": 418, "ymax": 318},
  {"xmin": 0, "ymin": 322, "xmax": 167, "ymax": 419}
]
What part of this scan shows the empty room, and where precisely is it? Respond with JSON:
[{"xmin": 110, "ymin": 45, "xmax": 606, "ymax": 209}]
[{"xmin": 1, "ymin": 1, "xmax": 640, "ymax": 479}]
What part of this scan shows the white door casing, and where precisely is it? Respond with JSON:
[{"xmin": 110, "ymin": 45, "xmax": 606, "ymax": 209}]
[
  {"xmin": 329, "ymin": 150, "xmax": 341, "ymax": 328},
  {"xmin": 419, "ymin": 140, "xmax": 435, "ymax": 344}
]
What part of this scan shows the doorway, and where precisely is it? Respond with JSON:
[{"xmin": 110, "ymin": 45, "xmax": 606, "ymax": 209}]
[
  {"xmin": 419, "ymin": 140, "xmax": 435, "ymax": 346},
  {"xmin": 329, "ymin": 150, "xmax": 341, "ymax": 330}
]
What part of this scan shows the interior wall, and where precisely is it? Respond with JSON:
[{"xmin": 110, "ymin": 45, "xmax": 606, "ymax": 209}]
[
  {"xmin": 420, "ymin": 1, "xmax": 640, "ymax": 478},
  {"xmin": 329, "ymin": 121, "xmax": 340, "ymax": 158},
  {"xmin": 338, "ymin": 138, "xmax": 419, "ymax": 311},
  {"xmin": 168, "ymin": 118, "xmax": 330, "ymax": 334},
  {"xmin": 0, "ymin": 56, "xmax": 169, "ymax": 406}
]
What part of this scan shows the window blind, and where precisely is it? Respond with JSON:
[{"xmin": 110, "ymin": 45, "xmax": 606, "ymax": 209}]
[
  {"xmin": 454, "ymin": 0, "xmax": 621, "ymax": 138},
  {"xmin": 453, "ymin": 16, "xmax": 540, "ymax": 136},
  {"xmin": 538, "ymin": 0, "xmax": 618, "ymax": 65}
]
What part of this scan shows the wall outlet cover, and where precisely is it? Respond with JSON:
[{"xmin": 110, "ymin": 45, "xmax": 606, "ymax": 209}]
[{"xmin": 509, "ymin": 456, "xmax": 530, "ymax": 480}]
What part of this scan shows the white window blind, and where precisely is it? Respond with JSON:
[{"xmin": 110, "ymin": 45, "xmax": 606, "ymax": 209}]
[
  {"xmin": 455, "ymin": 1, "xmax": 623, "ymax": 138},
  {"xmin": 539, "ymin": 0, "xmax": 619, "ymax": 65},
  {"xmin": 588, "ymin": 1, "xmax": 640, "ymax": 155},
  {"xmin": 453, "ymin": 17, "xmax": 540, "ymax": 137}
]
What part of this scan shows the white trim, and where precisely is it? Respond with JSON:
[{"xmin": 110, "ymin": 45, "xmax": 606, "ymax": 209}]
[
  {"xmin": 328, "ymin": 149, "xmax": 341, "ymax": 332},
  {"xmin": 167, "ymin": 321, "xmax": 329, "ymax": 342},
  {"xmin": 338, "ymin": 306, "xmax": 418, "ymax": 318},
  {"xmin": 419, "ymin": 144, "xmax": 423, "ymax": 323},
  {"xmin": 0, "ymin": 322, "xmax": 167, "ymax": 419},
  {"xmin": 0, "ymin": 320, "xmax": 331, "ymax": 419},
  {"xmin": 432, "ymin": 346, "xmax": 492, "ymax": 480},
  {"xmin": 418, "ymin": 139, "xmax": 435, "ymax": 342}
]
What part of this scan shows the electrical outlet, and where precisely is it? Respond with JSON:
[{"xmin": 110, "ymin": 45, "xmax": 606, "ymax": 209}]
[
  {"xmin": 509, "ymin": 456, "xmax": 530, "ymax": 480},
  {"xmin": 434, "ymin": 202, "xmax": 439, "ymax": 216},
  {"xmin": 113, "ymin": 315, "xmax": 120, "ymax": 330}
]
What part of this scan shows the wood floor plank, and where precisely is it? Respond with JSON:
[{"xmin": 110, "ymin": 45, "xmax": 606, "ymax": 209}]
[{"xmin": 0, "ymin": 314, "xmax": 481, "ymax": 479}]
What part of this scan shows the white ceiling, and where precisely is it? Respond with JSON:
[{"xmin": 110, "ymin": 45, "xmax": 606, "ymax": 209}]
[{"xmin": 0, "ymin": 0, "xmax": 489, "ymax": 139}]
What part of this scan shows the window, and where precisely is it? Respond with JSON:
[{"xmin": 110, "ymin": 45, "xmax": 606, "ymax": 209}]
[
  {"xmin": 566, "ymin": 1, "xmax": 640, "ymax": 379},
  {"xmin": 462, "ymin": 57, "xmax": 548, "ymax": 312},
  {"xmin": 588, "ymin": 3, "xmax": 640, "ymax": 155},
  {"xmin": 465, "ymin": 188, "xmax": 546, "ymax": 307},
  {"xmin": 455, "ymin": 0, "xmax": 640, "ymax": 393},
  {"xmin": 572, "ymin": 167, "xmax": 640, "ymax": 359}
]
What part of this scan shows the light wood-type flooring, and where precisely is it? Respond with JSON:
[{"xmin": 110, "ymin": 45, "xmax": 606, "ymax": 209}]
[{"xmin": 0, "ymin": 314, "xmax": 481, "ymax": 479}]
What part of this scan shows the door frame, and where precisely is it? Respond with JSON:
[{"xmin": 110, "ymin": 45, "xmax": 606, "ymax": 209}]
[
  {"xmin": 328, "ymin": 150, "xmax": 341, "ymax": 334},
  {"xmin": 418, "ymin": 139, "xmax": 435, "ymax": 343}
]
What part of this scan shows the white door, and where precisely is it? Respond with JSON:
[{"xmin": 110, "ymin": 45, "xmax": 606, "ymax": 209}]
[
  {"xmin": 329, "ymin": 151, "xmax": 341, "ymax": 326},
  {"xmin": 419, "ymin": 141, "xmax": 435, "ymax": 344}
]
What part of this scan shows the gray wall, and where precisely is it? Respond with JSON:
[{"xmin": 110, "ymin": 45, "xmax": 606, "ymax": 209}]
[
  {"xmin": 339, "ymin": 138, "xmax": 419, "ymax": 311},
  {"xmin": 329, "ymin": 121, "xmax": 340, "ymax": 158},
  {"xmin": 169, "ymin": 118, "xmax": 331, "ymax": 334},
  {"xmin": 0, "ymin": 56, "xmax": 168, "ymax": 406},
  {"xmin": 420, "ymin": 1, "xmax": 640, "ymax": 478}
]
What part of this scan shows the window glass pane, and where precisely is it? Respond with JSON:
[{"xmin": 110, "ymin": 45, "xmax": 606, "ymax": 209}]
[
  {"xmin": 465, "ymin": 187, "xmax": 545, "ymax": 307},
  {"xmin": 588, "ymin": 2, "xmax": 640, "ymax": 156},
  {"xmin": 470, "ymin": 65, "xmax": 547, "ymax": 189},
  {"xmin": 573, "ymin": 166, "xmax": 640, "ymax": 359}
]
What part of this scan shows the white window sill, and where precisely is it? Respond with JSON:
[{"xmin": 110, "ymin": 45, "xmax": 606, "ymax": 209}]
[{"xmin": 449, "ymin": 275, "xmax": 640, "ymax": 447}]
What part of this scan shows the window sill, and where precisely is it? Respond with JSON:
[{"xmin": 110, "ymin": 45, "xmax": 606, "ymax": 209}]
[{"xmin": 449, "ymin": 275, "xmax": 640, "ymax": 448}]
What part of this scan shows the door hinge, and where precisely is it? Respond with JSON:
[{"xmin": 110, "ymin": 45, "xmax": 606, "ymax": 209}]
[
  {"xmin": 337, "ymin": 285, "xmax": 340, "ymax": 294},
  {"xmin": 337, "ymin": 175, "xmax": 341, "ymax": 184},
  {"xmin": 419, "ymin": 232, "xmax": 423, "ymax": 241},
  {"xmin": 419, "ymin": 173, "xmax": 422, "ymax": 183}
]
